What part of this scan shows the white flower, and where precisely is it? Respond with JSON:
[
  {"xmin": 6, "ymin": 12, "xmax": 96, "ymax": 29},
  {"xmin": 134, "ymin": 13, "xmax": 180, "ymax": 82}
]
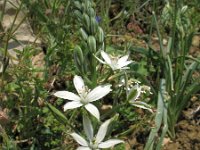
[
  {"xmin": 128, "ymin": 84, "xmax": 153, "ymax": 113},
  {"xmin": 70, "ymin": 116, "xmax": 124, "ymax": 150},
  {"xmin": 96, "ymin": 51, "xmax": 133, "ymax": 71},
  {"xmin": 128, "ymin": 83, "xmax": 142, "ymax": 102},
  {"xmin": 54, "ymin": 75, "xmax": 112, "ymax": 120},
  {"xmin": 118, "ymin": 77, "xmax": 139, "ymax": 91}
]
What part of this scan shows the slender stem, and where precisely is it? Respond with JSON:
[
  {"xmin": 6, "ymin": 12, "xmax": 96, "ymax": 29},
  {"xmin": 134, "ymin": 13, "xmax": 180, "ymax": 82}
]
[
  {"xmin": 170, "ymin": 0, "xmax": 178, "ymax": 57},
  {"xmin": 124, "ymin": 71, "xmax": 128, "ymax": 99}
]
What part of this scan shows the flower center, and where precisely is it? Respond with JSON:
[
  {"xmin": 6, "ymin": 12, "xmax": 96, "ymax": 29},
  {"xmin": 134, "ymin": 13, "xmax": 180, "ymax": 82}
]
[
  {"xmin": 78, "ymin": 86, "xmax": 90, "ymax": 104},
  {"xmin": 110, "ymin": 57, "xmax": 119, "ymax": 70},
  {"xmin": 89, "ymin": 141, "xmax": 98, "ymax": 150}
]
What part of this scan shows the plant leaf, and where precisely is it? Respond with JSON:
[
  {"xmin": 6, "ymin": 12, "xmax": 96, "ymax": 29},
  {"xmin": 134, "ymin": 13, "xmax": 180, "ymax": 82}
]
[{"xmin": 46, "ymin": 102, "xmax": 68, "ymax": 124}]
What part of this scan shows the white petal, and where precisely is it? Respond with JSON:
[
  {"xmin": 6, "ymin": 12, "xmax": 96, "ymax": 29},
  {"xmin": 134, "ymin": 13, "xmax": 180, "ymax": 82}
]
[
  {"xmin": 54, "ymin": 91, "xmax": 80, "ymax": 101},
  {"xmin": 87, "ymin": 84, "xmax": 112, "ymax": 102},
  {"xmin": 83, "ymin": 116, "xmax": 94, "ymax": 141},
  {"xmin": 119, "ymin": 66, "xmax": 130, "ymax": 70},
  {"xmin": 77, "ymin": 146, "xmax": 91, "ymax": 150},
  {"xmin": 64, "ymin": 101, "xmax": 83, "ymax": 111},
  {"xmin": 70, "ymin": 133, "xmax": 88, "ymax": 146},
  {"xmin": 85, "ymin": 103, "xmax": 100, "ymax": 120},
  {"xmin": 98, "ymin": 139, "xmax": 124, "ymax": 148},
  {"xmin": 96, "ymin": 119, "xmax": 112, "ymax": 143},
  {"xmin": 118, "ymin": 59, "xmax": 133, "ymax": 68},
  {"xmin": 118, "ymin": 55, "xmax": 129, "ymax": 64},
  {"xmin": 110, "ymin": 65, "xmax": 118, "ymax": 71},
  {"xmin": 101, "ymin": 51, "xmax": 112, "ymax": 65},
  {"xmin": 73, "ymin": 75, "xmax": 86, "ymax": 94}
]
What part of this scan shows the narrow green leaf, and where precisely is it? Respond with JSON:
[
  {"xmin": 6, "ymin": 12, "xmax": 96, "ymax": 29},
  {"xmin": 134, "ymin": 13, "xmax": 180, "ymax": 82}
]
[
  {"xmin": 46, "ymin": 102, "xmax": 68, "ymax": 125},
  {"xmin": 144, "ymin": 79, "xmax": 167, "ymax": 150}
]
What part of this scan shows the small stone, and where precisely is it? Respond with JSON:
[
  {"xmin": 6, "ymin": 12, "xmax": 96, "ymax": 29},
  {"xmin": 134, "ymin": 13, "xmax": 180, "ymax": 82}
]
[
  {"xmin": 163, "ymin": 39, "xmax": 168, "ymax": 45},
  {"xmin": 192, "ymin": 35, "xmax": 200, "ymax": 47}
]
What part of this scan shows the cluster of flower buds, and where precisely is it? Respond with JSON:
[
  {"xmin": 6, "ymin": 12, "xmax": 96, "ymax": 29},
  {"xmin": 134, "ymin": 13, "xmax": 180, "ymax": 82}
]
[{"xmin": 73, "ymin": 0, "xmax": 104, "ymax": 76}]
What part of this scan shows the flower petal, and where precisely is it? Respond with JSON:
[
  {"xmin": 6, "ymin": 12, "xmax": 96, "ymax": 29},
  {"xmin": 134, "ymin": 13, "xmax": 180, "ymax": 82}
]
[
  {"xmin": 118, "ymin": 60, "xmax": 133, "ymax": 68},
  {"xmin": 70, "ymin": 133, "xmax": 88, "ymax": 146},
  {"xmin": 98, "ymin": 139, "xmax": 124, "ymax": 148},
  {"xmin": 73, "ymin": 75, "xmax": 86, "ymax": 94},
  {"xmin": 83, "ymin": 116, "xmax": 94, "ymax": 141},
  {"xmin": 54, "ymin": 91, "xmax": 80, "ymax": 101},
  {"xmin": 119, "ymin": 66, "xmax": 130, "ymax": 70},
  {"xmin": 94, "ymin": 55, "xmax": 106, "ymax": 64},
  {"xmin": 64, "ymin": 101, "xmax": 83, "ymax": 111},
  {"xmin": 128, "ymin": 84, "xmax": 141, "ymax": 102},
  {"xmin": 116, "ymin": 55, "xmax": 132, "ymax": 68},
  {"xmin": 87, "ymin": 84, "xmax": 112, "ymax": 102},
  {"xmin": 85, "ymin": 103, "xmax": 100, "ymax": 120},
  {"xmin": 77, "ymin": 146, "xmax": 91, "ymax": 150},
  {"xmin": 101, "ymin": 51, "xmax": 112, "ymax": 65},
  {"xmin": 96, "ymin": 118, "xmax": 112, "ymax": 143},
  {"xmin": 118, "ymin": 55, "xmax": 129, "ymax": 64}
]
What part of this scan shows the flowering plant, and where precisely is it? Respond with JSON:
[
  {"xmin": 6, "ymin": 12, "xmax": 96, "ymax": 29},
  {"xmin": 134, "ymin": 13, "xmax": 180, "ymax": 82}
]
[
  {"xmin": 70, "ymin": 116, "xmax": 124, "ymax": 150},
  {"xmin": 54, "ymin": 75, "xmax": 112, "ymax": 120},
  {"xmin": 96, "ymin": 51, "xmax": 133, "ymax": 71}
]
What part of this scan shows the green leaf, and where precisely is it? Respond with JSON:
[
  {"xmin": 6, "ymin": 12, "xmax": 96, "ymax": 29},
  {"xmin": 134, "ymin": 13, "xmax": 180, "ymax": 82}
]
[
  {"xmin": 46, "ymin": 102, "xmax": 68, "ymax": 125},
  {"xmin": 144, "ymin": 79, "xmax": 168, "ymax": 150},
  {"xmin": 131, "ymin": 101, "xmax": 153, "ymax": 113}
]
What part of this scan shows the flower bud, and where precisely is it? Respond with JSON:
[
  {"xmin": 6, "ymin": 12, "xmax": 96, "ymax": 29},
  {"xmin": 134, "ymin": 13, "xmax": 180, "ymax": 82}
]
[
  {"xmin": 79, "ymin": 28, "xmax": 88, "ymax": 41},
  {"xmin": 97, "ymin": 27, "xmax": 104, "ymax": 43},
  {"xmin": 82, "ymin": 13, "xmax": 90, "ymax": 33},
  {"xmin": 87, "ymin": 36, "xmax": 96, "ymax": 53},
  {"xmin": 74, "ymin": 46, "xmax": 84, "ymax": 70},
  {"xmin": 90, "ymin": 17, "xmax": 98, "ymax": 35}
]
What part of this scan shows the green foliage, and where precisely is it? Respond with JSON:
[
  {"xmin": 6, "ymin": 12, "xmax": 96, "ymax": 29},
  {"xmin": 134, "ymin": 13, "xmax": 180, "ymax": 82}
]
[
  {"xmin": 22, "ymin": 0, "xmax": 74, "ymax": 74},
  {"xmin": 0, "ymin": 46, "xmax": 67, "ymax": 149},
  {"xmin": 114, "ymin": 143, "xmax": 126, "ymax": 150},
  {"xmin": 119, "ymin": 105, "xmax": 139, "ymax": 123},
  {"xmin": 144, "ymin": 79, "xmax": 168, "ymax": 150},
  {"xmin": 0, "ymin": 0, "xmax": 199, "ymax": 149},
  {"xmin": 141, "ymin": 0, "xmax": 200, "ymax": 147}
]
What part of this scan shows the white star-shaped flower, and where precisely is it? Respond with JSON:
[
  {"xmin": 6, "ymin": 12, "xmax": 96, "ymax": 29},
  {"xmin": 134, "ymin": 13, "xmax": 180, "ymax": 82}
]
[
  {"xmin": 70, "ymin": 116, "xmax": 124, "ymax": 150},
  {"xmin": 54, "ymin": 75, "xmax": 112, "ymax": 120},
  {"xmin": 128, "ymin": 83, "xmax": 153, "ymax": 113},
  {"xmin": 96, "ymin": 51, "xmax": 133, "ymax": 71}
]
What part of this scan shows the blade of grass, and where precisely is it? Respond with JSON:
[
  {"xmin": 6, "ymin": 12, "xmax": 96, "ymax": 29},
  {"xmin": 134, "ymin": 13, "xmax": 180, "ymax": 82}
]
[
  {"xmin": 144, "ymin": 79, "xmax": 168, "ymax": 150},
  {"xmin": 46, "ymin": 102, "xmax": 79, "ymax": 133}
]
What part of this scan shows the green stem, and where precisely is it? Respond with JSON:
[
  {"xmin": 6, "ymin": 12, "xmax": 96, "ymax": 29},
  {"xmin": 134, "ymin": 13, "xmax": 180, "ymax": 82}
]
[{"xmin": 170, "ymin": 0, "xmax": 178, "ymax": 57}]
